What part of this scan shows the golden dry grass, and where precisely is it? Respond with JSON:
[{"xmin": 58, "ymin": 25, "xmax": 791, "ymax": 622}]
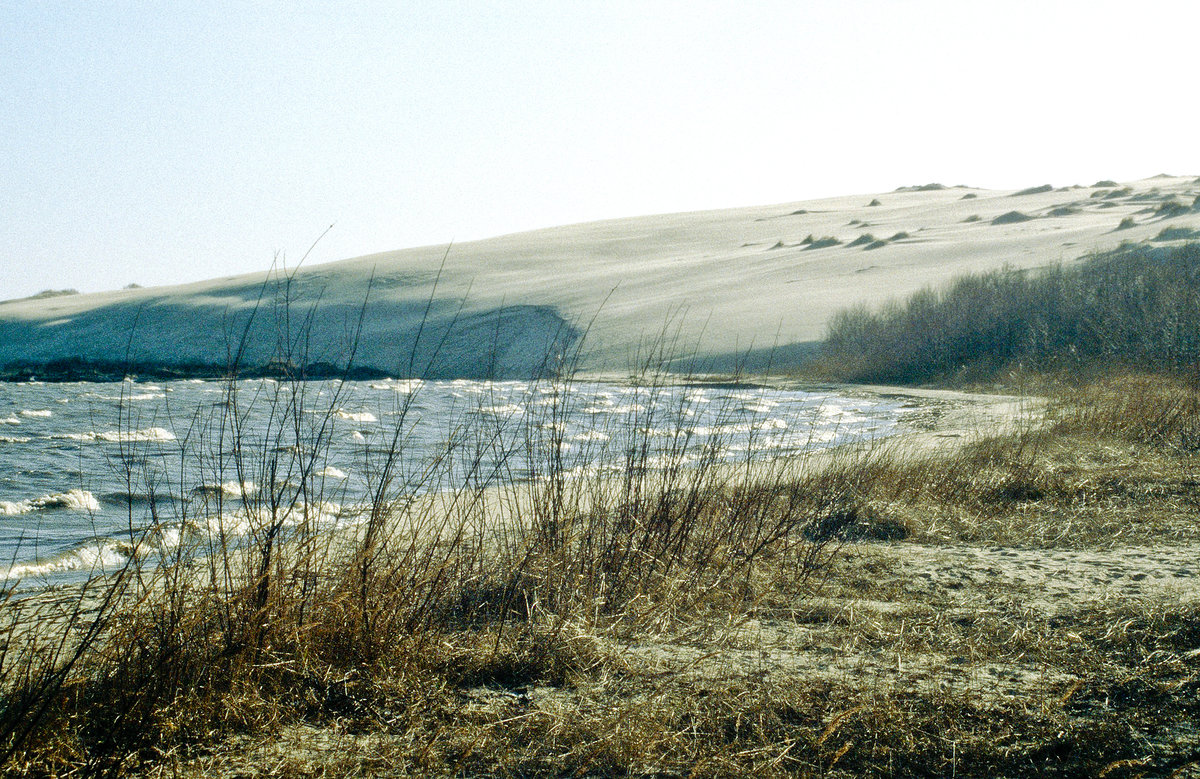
[{"xmin": 2, "ymin": 371, "xmax": 1199, "ymax": 777}]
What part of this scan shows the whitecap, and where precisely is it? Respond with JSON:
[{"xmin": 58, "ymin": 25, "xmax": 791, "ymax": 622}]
[
  {"xmin": 194, "ymin": 480, "xmax": 257, "ymax": 498},
  {"xmin": 59, "ymin": 427, "xmax": 177, "ymax": 443},
  {"xmin": 19, "ymin": 409, "xmax": 51, "ymax": 418},
  {"xmin": 0, "ymin": 489, "xmax": 101, "ymax": 515},
  {"xmin": 336, "ymin": 410, "xmax": 378, "ymax": 423},
  {"xmin": 370, "ymin": 378, "xmax": 424, "ymax": 393},
  {"xmin": 204, "ymin": 499, "xmax": 348, "ymax": 537},
  {"xmin": 1, "ymin": 538, "xmax": 131, "ymax": 579}
]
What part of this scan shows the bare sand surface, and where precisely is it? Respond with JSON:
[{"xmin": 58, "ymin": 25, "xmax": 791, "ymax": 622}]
[{"xmin": 2, "ymin": 176, "xmax": 1198, "ymax": 377}]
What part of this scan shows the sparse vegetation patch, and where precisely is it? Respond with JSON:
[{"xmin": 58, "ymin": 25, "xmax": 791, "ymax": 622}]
[
  {"xmin": 803, "ymin": 235, "xmax": 842, "ymax": 250},
  {"xmin": 1155, "ymin": 199, "xmax": 1189, "ymax": 218},
  {"xmin": 1153, "ymin": 226, "xmax": 1200, "ymax": 242},
  {"xmin": 991, "ymin": 210, "xmax": 1035, "ymax": 225}
]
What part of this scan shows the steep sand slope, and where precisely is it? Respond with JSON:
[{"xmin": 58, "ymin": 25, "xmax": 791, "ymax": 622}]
[{"xmin": 3, "ymin": 176, "xmax": 1198, "ymax": 377}]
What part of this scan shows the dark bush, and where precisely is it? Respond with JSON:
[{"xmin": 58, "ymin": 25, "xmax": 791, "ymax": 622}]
[{"xmin": 821, "ymin": 242, "xmax": 1200, "ymax": 383}]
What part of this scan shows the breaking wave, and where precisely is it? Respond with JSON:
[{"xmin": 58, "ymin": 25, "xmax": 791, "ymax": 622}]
[
  {"xmin": 1, "ymin": 498, "xmax": 356, "ymax": 580},
  {"xmin": 57, "ymin": 427, "xmax": 177, "ymax": 443},
  {"xmin": 0, "ymin": 489, "xmax": 101, "ymax": 516}
]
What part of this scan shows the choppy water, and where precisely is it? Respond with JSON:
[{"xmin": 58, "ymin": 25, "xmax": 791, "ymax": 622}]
[{"xmin": 0, "ymin": 377, "xmax": 905, "ymax": 585}]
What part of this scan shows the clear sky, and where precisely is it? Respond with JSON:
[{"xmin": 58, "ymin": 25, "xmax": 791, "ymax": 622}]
[{"xmin": 2, "ymin": 1, "xmax": 1196, "ymax": 299}]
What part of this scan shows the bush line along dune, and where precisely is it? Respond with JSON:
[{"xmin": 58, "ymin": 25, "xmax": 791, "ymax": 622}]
[{"xmin": 820, "ymin": 241, "xmax": 1200, "ymax": 384}]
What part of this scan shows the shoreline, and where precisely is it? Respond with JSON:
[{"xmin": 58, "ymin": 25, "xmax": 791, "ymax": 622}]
[
  {"xmin": 0, "ymin": 380, "xmax": 1029, "ymax": 593},
  {"xmin": 4, "ymin": 373, "xmax": 1198, "ymax": 774}
]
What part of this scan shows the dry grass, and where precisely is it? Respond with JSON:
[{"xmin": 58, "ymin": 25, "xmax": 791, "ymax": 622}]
[{"xmin": 2, "ymin": 368, "xmax": 1199, "ymax": 777}]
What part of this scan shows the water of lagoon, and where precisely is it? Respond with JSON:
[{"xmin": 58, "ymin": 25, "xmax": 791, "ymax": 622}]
[{"xmin": 0, "ymin": 377, "xmax": 906, "ymax": 585}]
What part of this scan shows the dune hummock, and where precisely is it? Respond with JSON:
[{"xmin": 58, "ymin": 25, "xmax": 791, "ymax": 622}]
[{"xmin": 3, "ymin": 175, "xmax": 1198, "ymax": 378}]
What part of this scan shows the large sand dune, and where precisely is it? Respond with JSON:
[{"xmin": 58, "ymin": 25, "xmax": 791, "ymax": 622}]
[{"xmin": 3, "ymin": 176, "xmax": 1198, "ymax": 378}]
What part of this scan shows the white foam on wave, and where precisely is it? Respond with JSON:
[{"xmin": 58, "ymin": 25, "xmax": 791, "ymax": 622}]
[
  {"xmin": 0, "ymin": 416, "xmax": 20, "ymax": 425},
  {"xmin": 369, "ymin": 378, "xmax": 424, "ymax": 393},
  {"xmin": 3, "ymin": 493, "xmax": 358, "ymax": 580},
  {"xmin": 59, "ymin": 427, "xmax": 177, "ymax": 443},
  {"xmin": 317, "ymin": 465, "xmax": 348, "ymax": 479},
  {"xmin": 583, "ymin": 403, "xmax": 646, "ymax": 414},
  {"xmin": 1, "ymin": 538, "xmax": 132, "ymax": 579},
  {"xmin": 204, "ymin": 499, "xmax": 349, "ymax": 537},
  {"xmin": 0, "ymin": 435, "xmax": 31, "ymax": 443},
  {"xmin": 122, "ymin": 392, "xmax": 168, "ymax": 401},
  {"xmin": 0, "ymin": 489, "xmax": 101, "ymax": 516},
  {"xmin": 194, "ymin": 480, "xmax": 257, "ymax": 498},
  {"xmin": 19, "ymin": 409, "xmax": 51, "ymax": 418},
  {"xmin": 336, "ymin": 410, "xmax": 378, "ymax": 423},
  {"xmin": 85, "ymin": 390, "xmax": 168, "ymax": 401},
  {"xmin": 474, "ymin": 404, "xmax": 524, "ymax": 417}
]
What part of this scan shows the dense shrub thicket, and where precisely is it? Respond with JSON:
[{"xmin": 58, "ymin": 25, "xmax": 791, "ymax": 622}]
[{"xmin": 821, "ymin": 242, "xmax": 1200, "ymax": 383}]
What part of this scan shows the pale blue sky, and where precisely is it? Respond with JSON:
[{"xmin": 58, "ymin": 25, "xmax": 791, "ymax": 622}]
[{"xmin": 2, "ymin": 1, "xmax": 1195, "ymax": 298}]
